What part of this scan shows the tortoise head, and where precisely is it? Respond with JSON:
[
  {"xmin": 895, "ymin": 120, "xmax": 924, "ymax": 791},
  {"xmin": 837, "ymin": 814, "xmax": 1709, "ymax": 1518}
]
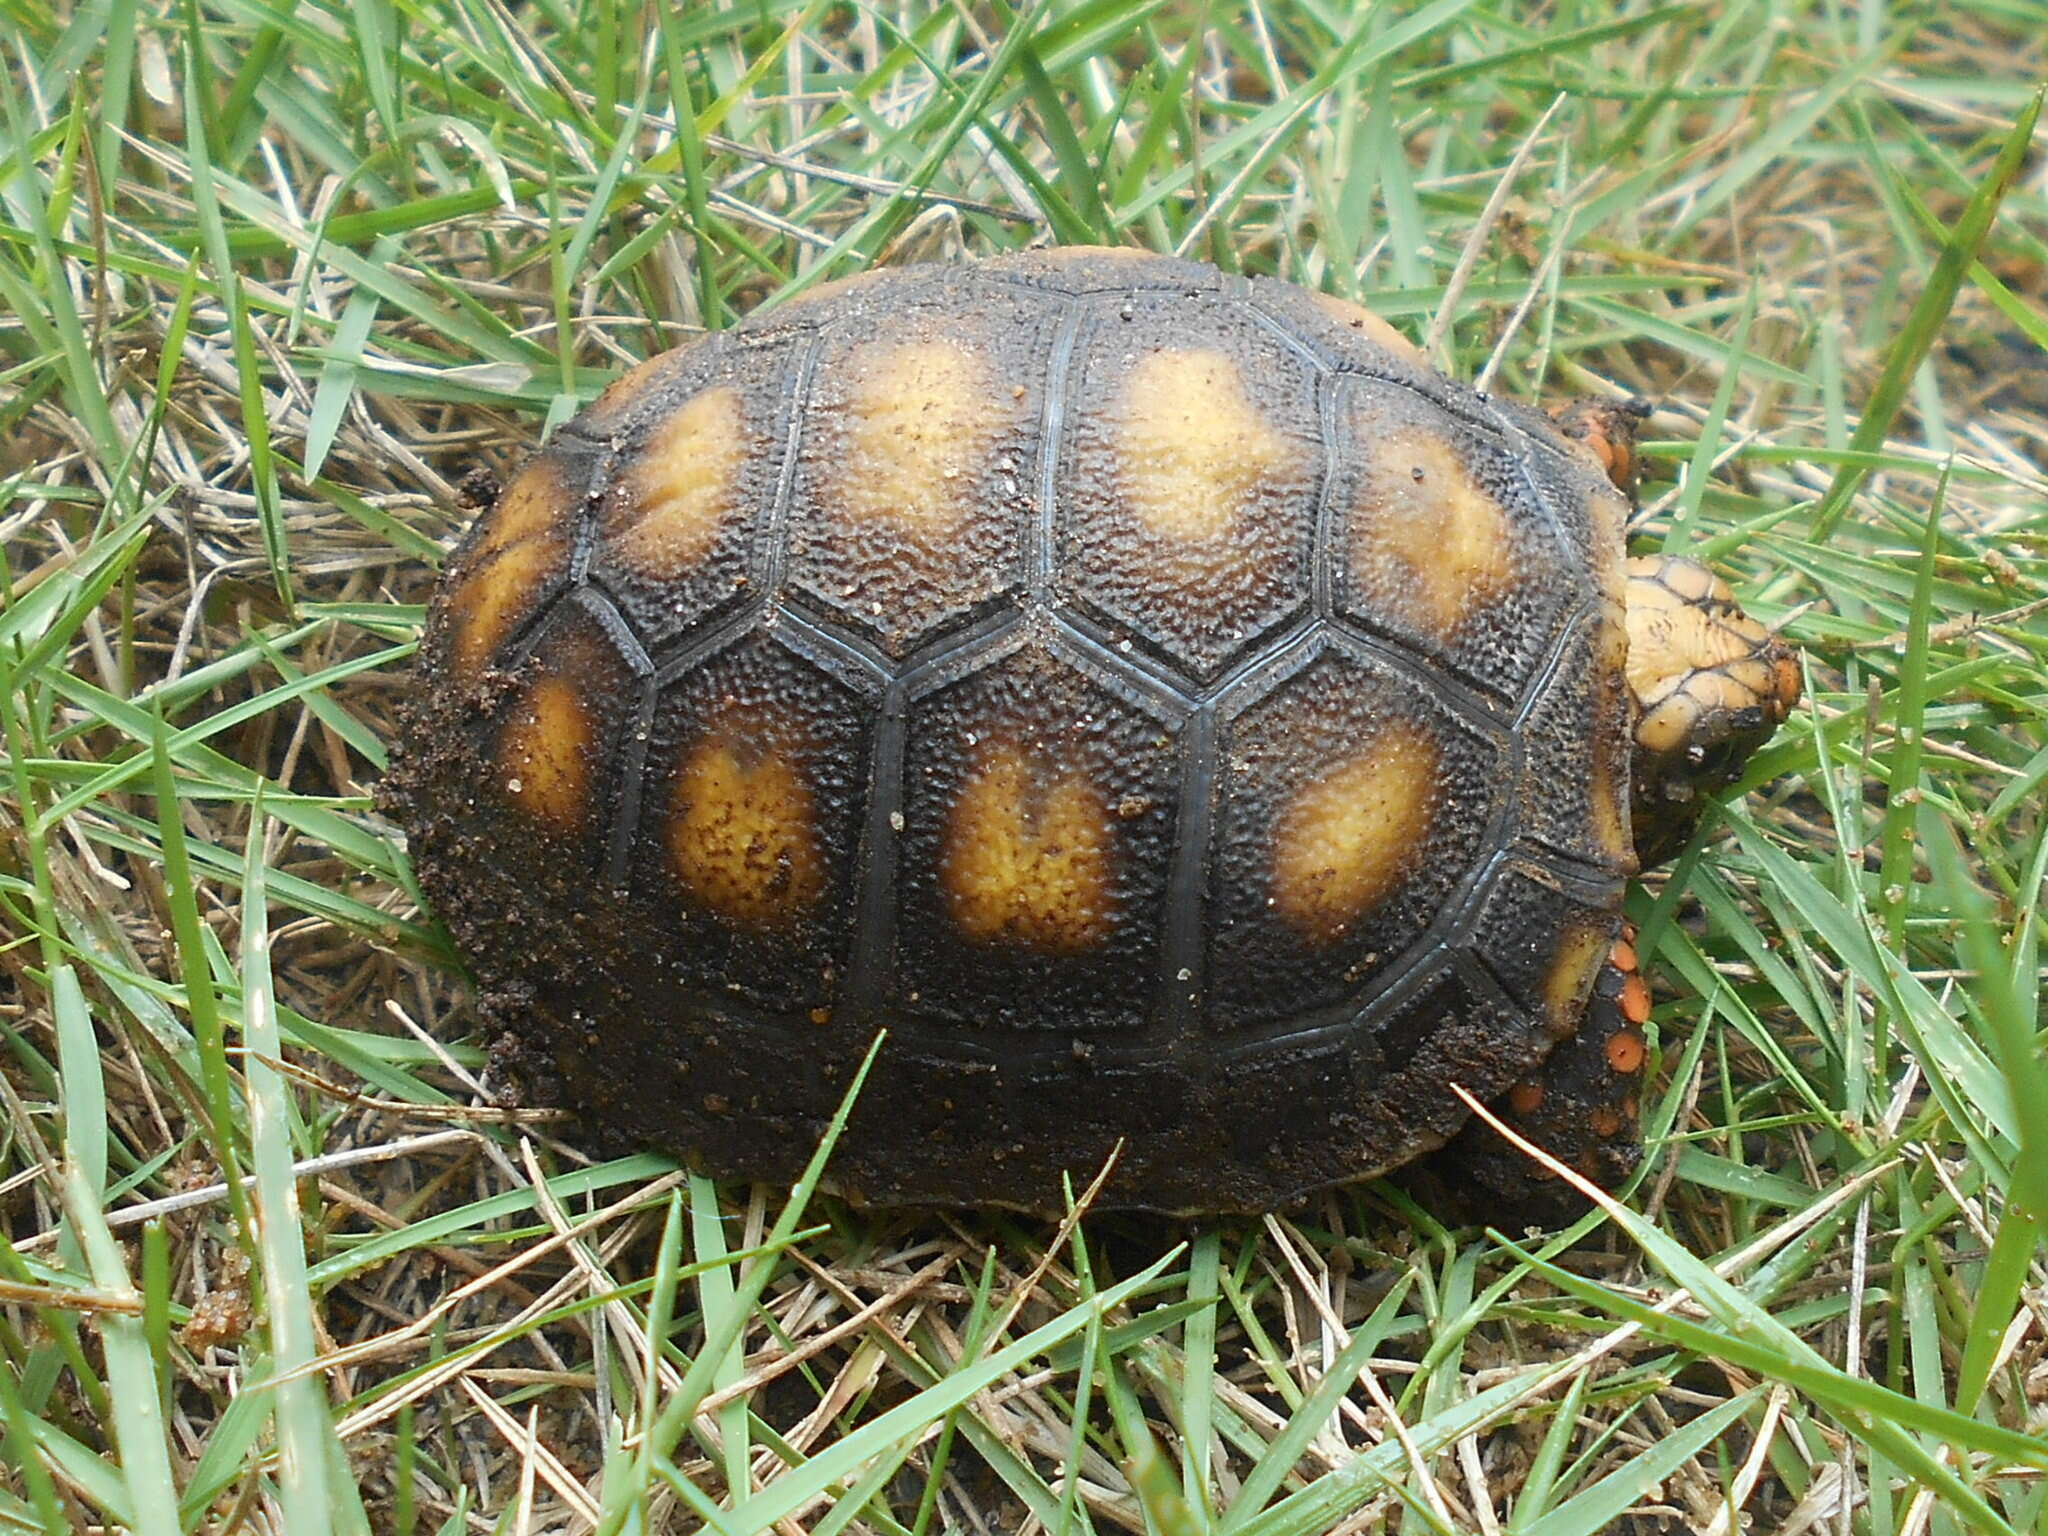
[{"xmin": 1624, "ymin": 555, "xmax": 1802, "ymax": 865}]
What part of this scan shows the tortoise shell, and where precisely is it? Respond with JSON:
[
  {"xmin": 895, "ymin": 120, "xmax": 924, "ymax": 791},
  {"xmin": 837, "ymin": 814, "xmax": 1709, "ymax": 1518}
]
[{"xmin": 392, "ymin": 247, "xmax": 1640, "ymax": 1215}]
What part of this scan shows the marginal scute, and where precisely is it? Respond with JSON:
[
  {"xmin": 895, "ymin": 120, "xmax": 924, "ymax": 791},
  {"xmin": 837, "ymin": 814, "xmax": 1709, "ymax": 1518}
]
[
  {"xmin": 587, "ymin": 350, "xmax": 683, "ymax": 427},
  {"xmin": 1307, "ymin": 290, "xmax": 1426, "ymax": 366},
  {"xmin": 940, "ymin": 743, "xmax": 1113, "ymax": 952},
  {"xmin": 478, "ymin": 457, "xmax": 574, "ymax": 561},
  {"xmin": 669, "ymin": 725, "xmax": 825, "ymax": 930},
  {"xmin": 1542, "ymin": 924, "xmax": 1612, "ymax": 1036},
  {"xmin": 1587, "ymin": 673, "xmax": 1634, "ymax": 868},
  {"xmin": 1349, "ymin": 427, "xmax": 1515, "ymax": 640},
  {"xmin": 1270, "ymin": 721, "xmax": 1439, "ymax": 944},
  {"xmin": 1588, "ymin": 755, "xmax": 1632, "ymax": 866},
  {"xmin": 498, "ymin": 673, "xmax": 590, "ymax": 829},
  {"xmin": 1590, "ymin": 498, "xmax": 1631, "ymax": 659},
  {"xmin": 1043, "ymin": 244, "xmax": 1153, "ymax": 262},
  {"xmin": 611, "ymin": 386, "xmax": 746, "ymax": 579},
  {"xmin": 451, "ymin": 458, "xmax": 575, "ymax": 670},
  {"xmin": 772, "ymin": 266, "xmax": 894, "ymax": 313},
  {"xmin": 1115, "ymin": 348, "xmax": 1285, "ymax": 543},
  {"xmin": 829, "ymin": 340, "xmax": 993, "ymax": 539}
]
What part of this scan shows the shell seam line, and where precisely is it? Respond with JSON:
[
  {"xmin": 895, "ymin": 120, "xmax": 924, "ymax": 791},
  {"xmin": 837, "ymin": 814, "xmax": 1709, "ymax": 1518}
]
[
  {"xmin": 577, "ymin": 582, "xmax": 661, "ymax": 889},
  {"xmin": 1310, "ymin": 370, "xmax": 1345, "ymax": 619},
  {"xmin": 895, "ymin": 612, "xmax": 1028, "ymax": 702},
  {"xmin": 1030, "ymin": 299, "xmax": 1088, "ymax": 600},
  {"xmin": 494, "ymin": 571, "xmax": 572, "ymax": 672},
  {"xmin": 1512, "ymin": 596, "xmax": 1599, "ymax": 729},
  {"xmin": 1236, "ymin": 289, "xmax": 1337, "ymax": 372},
  {"xmin": 1046, "ymin": 612, "xmax": 1204, "ymax": 721},
  {"xmin": 1518, "ymin": 841, "xmax": 1633, "ymax": 896},
  {"xmin": 497, "ymin": 430, "xmax": 619, "ymax": 668},
  {"xmin": 566, "ymin": 436, "xmax": 613, "ymax": 588},
  {"xmin": 774, "ymin": 600, "xmax": 893, "ymax": 688},
  {"xmin": 573, "ymin": 585, "xmax": 655, "ymax": 676},
  {"xmin": 846, "ymin": 687, "xmax": 908, "ymax": 1016},
  {"xmin": 1159, "ymin": 705, "xmax": 1217, "ymax": 1044},
  {"xmin": 754, "ymin": 330, "xmax": 827, "ymax": 601},
  {"xmin": 605, "ymin": 679, "xmax": 659, "ymax": 889},
  {"xmin": 1321, "ymin": 620, "xmax": 1513, "ymax": 743}
]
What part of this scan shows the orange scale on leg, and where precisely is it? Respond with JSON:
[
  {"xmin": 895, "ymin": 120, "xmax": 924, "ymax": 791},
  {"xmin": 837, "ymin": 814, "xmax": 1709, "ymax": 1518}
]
[{"xmin": 1605, "ymin": 1027, "xmax": 1647, "ymax": 1076}]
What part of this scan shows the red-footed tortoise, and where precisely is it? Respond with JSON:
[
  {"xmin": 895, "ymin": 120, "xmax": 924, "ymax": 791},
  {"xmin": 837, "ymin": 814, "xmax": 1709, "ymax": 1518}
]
[{"xmin": 386, "ymin": 248, "xmax": 1800, "ymax": 1215}]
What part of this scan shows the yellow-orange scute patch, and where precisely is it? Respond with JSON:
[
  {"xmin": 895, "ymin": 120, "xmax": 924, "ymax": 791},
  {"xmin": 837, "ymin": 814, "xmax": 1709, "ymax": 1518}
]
[
  {"xmin": 478, "ymin": 458, "xmax": 574, "ymax": 561},
  {"xmin": 452, "ymin": 539, "xmax": 560, "ymax": 673},
  {"xmin": 1542, "ymin": 923, "xmax": 1612, "ymax": 1036},
  {"xmin": 941, "ymin": 744, "xmax": 1114, "ymax": 952},
  {"xmin": 1115, "ymin": 349, "xmax": 1287, "ymax": 544},
  {"xmin": 451, "ymin": 458, "xmax": 575, "ymax": 671},
  {"xmin": 499, "ymin": 674, "xmax": 592, "ymax": 829},
  {"xmin": 1043, "ymin": 244, "xmax": 1154, "ymax": 262},
  {"xmin": 827, "ymin": 340, "xmax": 994, "ymax": 541},
  {"xmin": 611, "ymin": 386, "xmax": 747, "ymax": 579},
  {"xmin": 670, "ymin": 730, "xmax": 825, "ymax": 930},
  {"xmin": 1307, "ymin": 291, "xmax": 1426, "ymax": 366},
  {"xmin": 1588, "ymin": 674, "xmax": 1634, "ymax": 870},
  {"xmin": 1349, "ymin": 427, "xmax": 1516, "ymax": 641},
  {"xmin": 1271, "ymin": 722, "xmax": 1439, "ymax": 944}
]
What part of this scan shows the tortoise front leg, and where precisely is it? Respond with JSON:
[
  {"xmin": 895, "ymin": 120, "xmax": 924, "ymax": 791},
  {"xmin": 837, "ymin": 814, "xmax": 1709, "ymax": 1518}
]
[{"xmin": 1425, "ymin": 929, "xmax": 1651, "ymax": 1215}]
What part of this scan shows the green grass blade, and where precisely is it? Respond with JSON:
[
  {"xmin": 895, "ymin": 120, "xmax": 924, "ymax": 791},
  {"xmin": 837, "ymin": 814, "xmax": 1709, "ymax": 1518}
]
[
  {"xmin": 597, "ymin": 1033, "xmax": 889, "ymax": 1535},
  {"xmin": 1220, "ymin": 1273, "xmax": 1415, "ymax": 1531},
  {"xmin": 1811, "ymin": 86, "xmax": 2043, "ymax": 535},
  {"xmin": 686, "ymin": 1172, "xmax": 752, "ymax": 1509},
  {"xmin": 1516, "ymin": 1388, "xmax": 1764, "ymax": 1536},
  {"xmin": 55, "ymin": 968, "xmax": 178, "ymax": 1536},
  {"xmin": 238, "ymin": 805, "xmax": 355, "ymax": 1536},
  {"xmin": 727, "ymin": 1253, "xmax": 1182, "ymax": 1534}
]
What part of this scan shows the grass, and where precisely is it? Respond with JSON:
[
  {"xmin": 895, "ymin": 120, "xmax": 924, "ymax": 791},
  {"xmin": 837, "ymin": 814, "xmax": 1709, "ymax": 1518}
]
[{"xmin": 2, "ymin": 1, "xmax": 2046, "ymax": 1532}]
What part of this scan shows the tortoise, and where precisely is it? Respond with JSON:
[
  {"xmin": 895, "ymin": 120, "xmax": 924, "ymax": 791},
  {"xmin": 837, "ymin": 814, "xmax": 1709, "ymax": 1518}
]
[{"xmin": 386, "ymin": 247, "xmax": 1801, "ymax": 1216}]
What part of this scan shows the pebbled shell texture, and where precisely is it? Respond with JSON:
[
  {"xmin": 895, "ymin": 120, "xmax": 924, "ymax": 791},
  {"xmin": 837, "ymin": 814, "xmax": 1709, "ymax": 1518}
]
[{"xmin": 389, "ymin": 248, "xmax": 1637, "ymax": 1214}]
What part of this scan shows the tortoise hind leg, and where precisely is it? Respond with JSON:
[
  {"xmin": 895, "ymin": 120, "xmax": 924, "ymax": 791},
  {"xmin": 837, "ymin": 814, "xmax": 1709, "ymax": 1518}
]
[{"xmin": 1425, "ymin": 932, "xmax": 1651, "ymax": 1218}]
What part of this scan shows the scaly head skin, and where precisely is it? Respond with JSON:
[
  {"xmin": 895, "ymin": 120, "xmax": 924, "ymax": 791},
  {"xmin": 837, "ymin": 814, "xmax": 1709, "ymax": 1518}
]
[{"xmin": 1624, "ymin": 555, "xmax": 1802, "ymax": 864}]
